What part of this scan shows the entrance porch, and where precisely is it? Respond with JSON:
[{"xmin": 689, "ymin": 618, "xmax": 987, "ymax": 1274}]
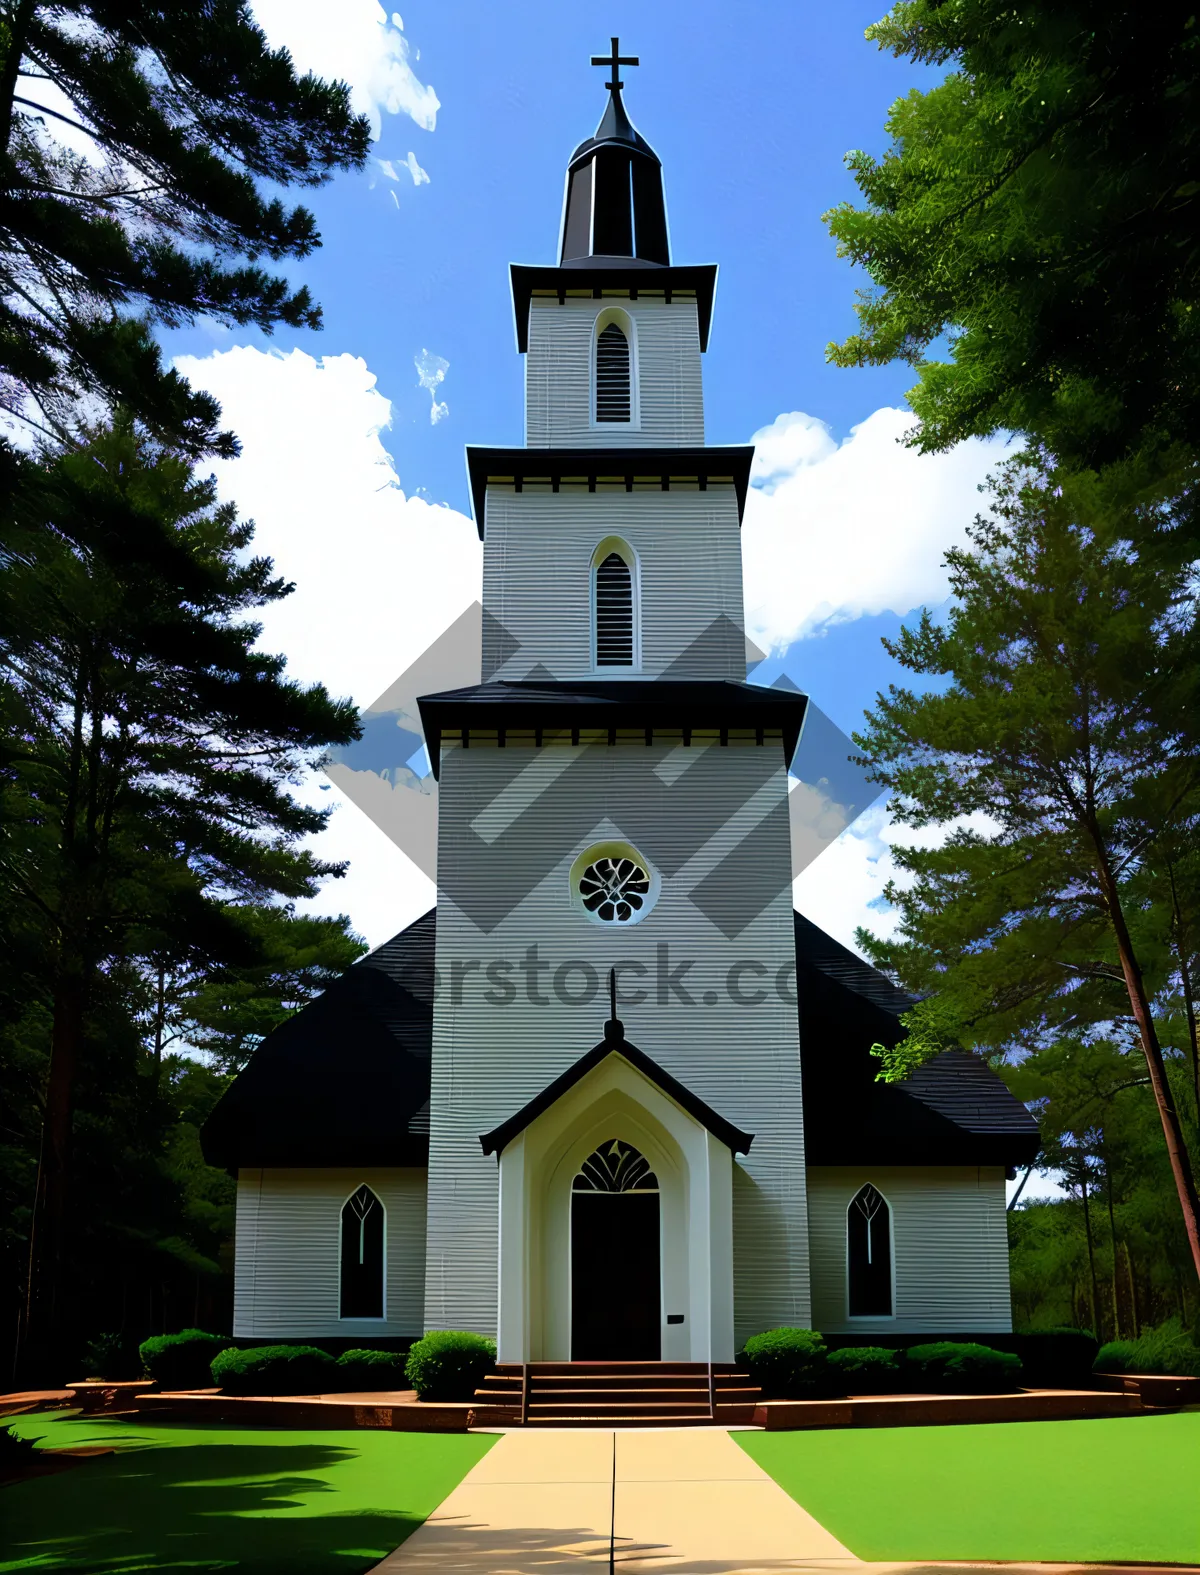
[{"xmin": 479, "ymin": 1020, "xmax": 753, "ymax": 1365}]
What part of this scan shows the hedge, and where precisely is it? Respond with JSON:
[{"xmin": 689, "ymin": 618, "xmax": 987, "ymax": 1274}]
[
  {"xmin": 335, "ymin": 1348, "xmax": 409, "ymax": 1392},
  {"xmin": 742, "ymin": 1328, "xmax": 829, "ymax": 1398},
  {"xmin": 140, "ymin": 1330, "xmax": 234, "ymax": 1391},
  {"xmin": 1096, "ymin": 1319, "xmax": 1200, "ymax": 1377},
  {"xmin": 905, "ymin": 1341, "xmax": 1023, "ymax": 1392},
  {"xmin": 827, "ymin": 1345, "xmax": 903, "ymax": 1394},
  {"xmin": 404, "ymin": 1331, "xmax": 496, "ymax": 1401},
  {"xmin": 210, "ymin": 1344, "xmax": 336, "ymax": 1396},
  {"xmin": 1013, "ymin": 1327, "xmax": 1099, "ymax": 1389}
]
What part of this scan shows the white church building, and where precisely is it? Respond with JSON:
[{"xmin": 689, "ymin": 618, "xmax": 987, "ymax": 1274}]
[{"xmin": 202, "ymin": 50, "xmax": 1038, "ymax": 1366}]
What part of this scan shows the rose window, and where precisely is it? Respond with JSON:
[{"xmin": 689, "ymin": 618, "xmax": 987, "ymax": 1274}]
[{"xmin": 577, "ymin": 853, "xmax": 652, "ymax": 923}]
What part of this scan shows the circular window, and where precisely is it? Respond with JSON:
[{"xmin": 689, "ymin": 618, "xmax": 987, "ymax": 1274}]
[{"xmin": 571, "ymin": 841, "xmax": 658, "ymax": 925}]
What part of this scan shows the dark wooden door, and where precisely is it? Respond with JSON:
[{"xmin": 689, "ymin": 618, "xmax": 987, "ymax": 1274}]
[{"xmin": 571, "ymin": 1191, "xmax": 661, "ymax": 1360}]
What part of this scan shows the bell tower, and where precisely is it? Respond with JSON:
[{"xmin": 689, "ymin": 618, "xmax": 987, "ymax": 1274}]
[{"xmin": 418, "ymin": 46, "xmax": 812, "ymax": 1360}]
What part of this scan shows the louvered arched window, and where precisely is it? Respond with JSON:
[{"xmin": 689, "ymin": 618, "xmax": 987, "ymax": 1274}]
[
  {"xmin": 595, "ymin": 321, "xmax": 631, "ymax": 422},
  {"xmin": 340, "ymin": 1184, "xmax": 385, "ymax": 1318},
  {"xmin": 594, "ymin": 548, "xmax": 635, "ymax": 667},
  {"xmin": 847, "ymin": 1184, "xmax": 892, "ymax": 1316}
]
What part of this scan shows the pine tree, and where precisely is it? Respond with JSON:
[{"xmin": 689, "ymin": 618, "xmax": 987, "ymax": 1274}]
[
  {"xmin": 1, "ymin": 420, "xmax": 360, "ymax": 1374},
  {"xmin": 825, "ymin": 1, "xmax": 1200, "ymax": 481},
  {"xmin": 855, "ymin": 459, "xmax": 1200, "ymax": 1285},
  {"xmin": 0, "ymin": 0, "xmax": 370, "ymax": 453}
]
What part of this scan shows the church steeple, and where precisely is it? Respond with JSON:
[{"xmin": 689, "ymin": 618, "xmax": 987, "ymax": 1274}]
[{"xmin": 559, "ymin": 38, "xmax": 670, "ymax": 268}]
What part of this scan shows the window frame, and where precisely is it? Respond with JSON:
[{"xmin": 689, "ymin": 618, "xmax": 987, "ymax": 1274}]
[
  {"xmin": 338, "ymin": 1182, "xmax": 388, "ymax": 1322},
  {"xmin": 589, "ymin": 305, "xmax": 640, "ymax": 430},
  {"xmin": 845, "ymin": 1183, "xmax": 896, "ymax": 1320},
  {"xmin": 590, "ymin": 536, "xmax": 641, "ymax": 672}
]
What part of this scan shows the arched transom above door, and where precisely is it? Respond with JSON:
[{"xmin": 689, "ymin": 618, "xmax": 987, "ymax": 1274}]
[{"xmin": 572, "ymin": 1137, "xmax": 659, "ymax": 1193}]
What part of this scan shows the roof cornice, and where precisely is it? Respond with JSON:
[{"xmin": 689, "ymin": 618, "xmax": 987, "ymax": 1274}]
[
  {"xmin": 464, "ymin": 443, "xmax": 754, "ymax": 540},
  {"xmin": 510, "ymin": 263, "xmax": 719, "ymax": 352}
]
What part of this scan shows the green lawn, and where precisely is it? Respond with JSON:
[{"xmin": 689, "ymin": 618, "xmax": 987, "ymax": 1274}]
[
  {"xmin": 1, "ymin": 1411, "xmax": 494, "ymax": 1574},
  {"xmin": 737, "ymin": 1411, "xmax": 1200, "ymax": 1565}
]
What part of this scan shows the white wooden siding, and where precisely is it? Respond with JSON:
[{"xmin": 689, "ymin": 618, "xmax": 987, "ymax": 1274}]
[
  {"xmin": 424, "ymin": 739, "xmax": 811, "ymax": 1348},
  {"xmin": 482, "ymin": 488, "xmax": 746, "ymax": 680},
  {"xmin": 525, "ymin": 297, "xmax": 704, "ymax": 447},
  {"xmin": 806, "ymin": 1166, "xmax": 1012, "ymax": 1334},
  {"xmin": 233, "ymin": 1168, "xmax": 427, "ymax": 1339}
]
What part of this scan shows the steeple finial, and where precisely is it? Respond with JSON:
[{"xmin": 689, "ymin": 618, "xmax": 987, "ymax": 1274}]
[{"xmin": 591, "ymin": 36, "xmax": 638, "ymax": 94}]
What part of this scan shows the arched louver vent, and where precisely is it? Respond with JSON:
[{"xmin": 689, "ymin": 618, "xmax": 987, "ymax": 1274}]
[
  {"xmin": 595, "ymin": 322, "xmax": 631, "ymax": 422},
  {"xmin": 595, "ymin": 553, "xmax": 634, "ymax": 666}
]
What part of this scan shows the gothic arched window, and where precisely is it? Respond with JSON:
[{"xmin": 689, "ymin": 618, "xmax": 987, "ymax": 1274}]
[
  {"xmin": 595, "ymin": 321, "xmax": 631, "ymax": 422},
  {"xmin": 594, "ymin": 548, "xmax": 635, "ymax": 667},
  {"xmin": 847, "ymin": 1184, "xmax": 892, "ymax": 1316},
  {"xmin": 340, "ymin": 1184, "xmax": 385, "ymax": 1318}
]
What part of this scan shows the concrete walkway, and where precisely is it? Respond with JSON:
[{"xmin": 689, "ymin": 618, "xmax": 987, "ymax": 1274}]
[{"xmin": 369, "ymin": 1426, "xmax": 858, "ymax": 1572}]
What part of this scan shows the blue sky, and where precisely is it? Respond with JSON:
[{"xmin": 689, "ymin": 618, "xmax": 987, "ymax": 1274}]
[
  {"xmin": 165, "ymin": 2, "xmax": 1051, "ymax": 1199},
  {"xmin": 158, "ymin": 1, "xmax": 1016, "ymax": 968},
  {"xmin": 168, "ymin": 1, "xmax": 930, "ymax": 517}
]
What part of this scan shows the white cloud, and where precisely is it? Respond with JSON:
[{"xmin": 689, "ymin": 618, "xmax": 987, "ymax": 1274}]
[
  {"xmin": 251, "ymin": 1, "xmax": 439, "ymax": 139},
  {"xmin": 173, "ymin": 344, "xmax": 480, "ymax": 940},
  {"xmin": 415, "ymin": 348, "xmax": 449, "ymax": 424},
  {"xmin": 741, "ymin": 408, "xmax": 1014, "ymax": 653},
  {"xmin": 376, "ymin": 151, "xmax": 430, "ymax": 186}
]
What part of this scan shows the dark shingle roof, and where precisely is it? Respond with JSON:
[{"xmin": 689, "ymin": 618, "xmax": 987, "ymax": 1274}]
[
  {"xmin": 199, "ymin": 910, "xmax": 436, "ymax": 1170},
  {"xmin": 793, "ymin": 911, "xmax": 1039, "ymax": 1167},
  {"xmin": 200, "ymin": 905, "xmax": 1038, "ymax": 1173}
]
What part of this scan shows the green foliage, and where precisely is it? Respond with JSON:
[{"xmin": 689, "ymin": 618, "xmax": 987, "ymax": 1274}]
[
  {"xmin": 904, "ymin": 1342, "xmax": 1023, "ymax": 1392},
  {"xmin": 139, "ymin": 1329, "xmax": 233, "ymax": 1390},
  {"xmin": 1, "ymin": 1, "xmax": 370, "ymax": 455},
  {"xmin": 1095, "ymin": 1339, "xmax": 1138, "ymax": 1375},
  {"xmin": 1, "ymin": 424, "xmax": 363, "ymax": 1378},
  {"xmin": 852, "ymin": 457, "xmax": 1200, "ymax": 1285},
  {"xmin": 825, "ymin": 2, "xmax": 1200, "ymax": 480},
  {"xmin": 209, "ymin": 1343, "xmax": 335, "ymax": 1396},
  {"xmin": 1012, "ymin": 1328, "xmax": 1099, "ymax": 1388},
  {"xmin": 404, "ymin": 1332, "xmax": 497, "ymax": 1402},
  {"xmin": 827, "ymin": 1346, "xmax": 902, "ymax": 1393},
  {"xmin": 1103, "ymin": 1318, "xmax": 1200, "ymax": 1377},
  {"xmin": 742, "ymin": 1328, "xmax": 830, "ymax": 1398},
  {"xmin": 334, "ymin": 1349, "xmax": 409, "ymax": 1393},
  {"xmin": 79, "ymin": 1330, "xmax": 142, "ymax": 1381}
]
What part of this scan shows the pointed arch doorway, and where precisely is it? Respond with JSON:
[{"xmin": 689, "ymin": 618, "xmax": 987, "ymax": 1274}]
[{"xmin": 570, "ymin": 1138, "xmax": 661, "ymax": 1359}]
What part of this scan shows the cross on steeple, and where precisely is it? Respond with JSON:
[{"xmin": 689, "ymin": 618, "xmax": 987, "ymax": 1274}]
[{"xmin": 591, "ymin": 36, "xmax": 638, "ymax": 94}]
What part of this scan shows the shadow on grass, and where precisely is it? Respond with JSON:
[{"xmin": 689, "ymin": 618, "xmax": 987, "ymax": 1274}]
[{"xmin": 1, "ymin": 1439, "xmax": 420, "ymax": 1574}]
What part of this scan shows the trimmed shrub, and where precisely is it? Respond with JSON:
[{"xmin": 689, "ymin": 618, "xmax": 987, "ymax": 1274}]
[
  {"xmin": 335, "ymin": 1349, "xmax": 409, "ymax": 1392},
  {"xmin": 1098, "ymin": 1319, "xmax": 1200, "ymax": 1377},
  {"xmin": 904, "ymin": 1341, "xmax": 1023, "ymax": 1393},
  {"xmin": 140, "ymin": 1330, "xmax": 233, "ymax": 1390},
  {"xmin": 1095, "ymin": 1339, "xmax": 1137, "ymax": 1374},
  {"xmin": 827, "ymin": 1345, "xmax": 903, "ymax": 1394},
  {"xmin": 210, "ymin": 1344, "xmax": 335, "ymax": 1396},
  {"xmin": 742, "ymin": 1328, "xmax": 829, "ymax": 1398},
  {"xmin": 404, "ymin": 1331, "xmax": 496, "ymax": 1401},
  {"xmin": 1013, "ymin": 1327, "xmax": 1099, "ymax": 1389}
]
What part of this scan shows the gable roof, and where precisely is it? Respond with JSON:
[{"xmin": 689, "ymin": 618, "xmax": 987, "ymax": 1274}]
[
  {"xmin": 199, "ymin": 910, "xmax": 436, "ymax": 1171},
  {"xmin": 792, "ymin": 911, "xmax": 1039, "ymax": 1167},
  {"xmin": 478, "ymin": 1020, "xmax": 754, "ymax": 1158},
  {"xmin": 199, "ymin": 905, "xmax": 1038, "ymax": 1174}
]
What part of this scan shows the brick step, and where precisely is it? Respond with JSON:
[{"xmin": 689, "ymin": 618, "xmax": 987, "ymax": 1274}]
[
  {"xmin": 528, "ymin": 1380, "xmax": 710, "ymax": 1395},
  {"xmin": 525, "ymin": 1404, "xmax": 711, "ymax": 1417},
  {"xmin": 527, "ymin": 1387, "xmax": 707, "ymax": 1402},
  {"xmin": 508, "ymin": 1362, "xmax": 734, "ymax": 1376},
  {"xmin": 524, "ymin": 1414, "xmax": 717, "ymax": 1428}
]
